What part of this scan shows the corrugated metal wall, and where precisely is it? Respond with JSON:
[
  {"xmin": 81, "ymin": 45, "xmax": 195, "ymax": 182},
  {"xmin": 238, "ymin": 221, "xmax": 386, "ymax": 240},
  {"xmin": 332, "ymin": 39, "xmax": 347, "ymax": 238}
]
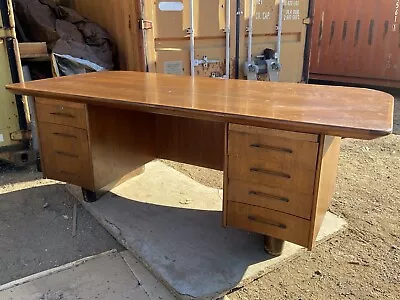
[{"xmin": 310, "ymin": 0, "xmax": 400, "ymax": 87}]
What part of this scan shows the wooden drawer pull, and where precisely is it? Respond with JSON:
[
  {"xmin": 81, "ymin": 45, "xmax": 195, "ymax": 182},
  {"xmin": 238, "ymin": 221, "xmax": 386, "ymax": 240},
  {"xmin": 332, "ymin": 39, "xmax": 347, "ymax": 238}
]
[
  {"xmin": 52, "ymin": 132, "xmax": 77, "ymax": 139},
  {"xmin": 250, "ymin": 168, "xmax": 291, "ymax": 179},
  {"xmin": 248, "ymin": 215, "xmax": 287, "ymax": 229},
  {"xmin": 55, "ymin": 151, "xmax": 79, "ymax": 158},
  {"xmin": 249, "ymin": 191, "xmax": 289, "ymax": 203},
  {"xmin": 250, "ymin": 143, "xmax": 293, "ymax": 154},
  {"xmin": 50, "ymin": 112, "xmax": 76, "ymax": 118}
]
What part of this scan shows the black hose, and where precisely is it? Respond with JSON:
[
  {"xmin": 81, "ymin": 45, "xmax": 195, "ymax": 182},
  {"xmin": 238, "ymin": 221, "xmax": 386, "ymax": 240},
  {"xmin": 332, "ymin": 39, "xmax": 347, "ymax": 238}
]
[{"xmin": 0, "ymin": 0, "xmax": 10, "ymax": 28}]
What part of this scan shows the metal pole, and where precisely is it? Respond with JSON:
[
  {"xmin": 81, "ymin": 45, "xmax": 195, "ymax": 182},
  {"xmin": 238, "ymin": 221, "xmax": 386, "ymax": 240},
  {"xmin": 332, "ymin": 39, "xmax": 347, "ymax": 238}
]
[
  {"xmin": 189, "ymin": 0, "xmax": 195, "ymax": 76},
  {"xmin": 276, "ymin": 0, "xmax": 284, "ymax": 65},
  {"xmin": 234, "ymin": 0, "xmax": 241, "ymax": 79},
  {"xmin": 247, "ymin": 0, "xmax": 254, "ymax": 63},
  {"xmin": 225, "ymin": 0, "xmax": 231, "ymax": 78}
]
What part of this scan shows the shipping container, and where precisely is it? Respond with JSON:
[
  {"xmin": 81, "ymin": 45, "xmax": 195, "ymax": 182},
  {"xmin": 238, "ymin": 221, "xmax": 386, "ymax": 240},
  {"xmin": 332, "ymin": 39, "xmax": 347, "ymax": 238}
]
[
  {"xmin": 0, "ymin": 0, "xmax": 34, "ymax": 166},
  {"xmin": 71, "ymin": 0, "xmax": 314, "ymax": 83},
  {"xmin": 309, "ymin": 0, "xmax": 400, "ymax": 87}
]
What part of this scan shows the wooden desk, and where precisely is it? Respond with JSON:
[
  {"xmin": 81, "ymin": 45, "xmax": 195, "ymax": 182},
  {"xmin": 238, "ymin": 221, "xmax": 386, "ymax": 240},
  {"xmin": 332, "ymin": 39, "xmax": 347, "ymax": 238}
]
[{"xmin": 6, "ymin": 71, "xmax": 394, "ymax": 254}]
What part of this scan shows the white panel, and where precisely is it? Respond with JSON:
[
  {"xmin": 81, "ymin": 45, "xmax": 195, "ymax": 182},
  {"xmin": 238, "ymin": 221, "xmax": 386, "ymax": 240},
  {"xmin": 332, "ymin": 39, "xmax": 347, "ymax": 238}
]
[{"xmin": 158, "ymin": 1, "xmax": 184, "ymax": 11}]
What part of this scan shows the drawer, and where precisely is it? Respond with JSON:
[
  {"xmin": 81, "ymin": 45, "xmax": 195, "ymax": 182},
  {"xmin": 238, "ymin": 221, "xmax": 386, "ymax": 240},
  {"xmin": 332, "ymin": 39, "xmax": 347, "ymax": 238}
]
[
  {"xmin": 228, "ymin": 155, "xmax": 316, "ymax": 194},
  {"xmin": 38, "ymin": 123, "xmax": 93, "ymax": 189},
  {"xmin": 229, "ymin": 124, "xmax": 318, "ymax": 142},
  {"xmin": 228, "ymin": 180, "xmax": 313, "ymax": 219},
  {"xmin": 228, "ymin": 131, "xmax": 319, "ymax": 172},
  {"xmin": 36, "ymin": 98, "xmax": 87, "ymax": 129},
  {"xmin": 227, "ymin": 201, "xmax": 310, "ymax": 247}
]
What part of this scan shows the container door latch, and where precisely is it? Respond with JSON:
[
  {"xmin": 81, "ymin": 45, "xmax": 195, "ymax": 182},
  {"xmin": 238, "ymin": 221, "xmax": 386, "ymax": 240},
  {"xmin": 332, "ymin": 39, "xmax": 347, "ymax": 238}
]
[{"xmin": 139, "ymin": 20, "xmax": 153, "ymax": 30}]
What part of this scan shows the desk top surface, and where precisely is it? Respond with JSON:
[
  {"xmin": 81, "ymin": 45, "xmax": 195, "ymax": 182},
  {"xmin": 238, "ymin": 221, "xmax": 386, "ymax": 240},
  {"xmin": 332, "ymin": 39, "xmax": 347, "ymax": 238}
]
[{"xmin": 6, "ymin": 71, "xmax": 393, "ymax": 139}]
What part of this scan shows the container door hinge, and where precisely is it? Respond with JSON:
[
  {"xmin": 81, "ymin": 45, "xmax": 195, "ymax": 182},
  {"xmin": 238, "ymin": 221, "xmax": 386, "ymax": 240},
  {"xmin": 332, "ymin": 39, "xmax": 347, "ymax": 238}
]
[
  {"xmin": 10, "ymin": 130, "xmax": 32, "ymax": 142},
  {"xmin": 0, "ymin": 27, "xmax": 13, "ymax": 39},
  {"xmin": 139, "ymin": 19, "xmax": 153, "ymax": 30},
  {"xmin": 303, "ymin": 18, "xmax": 312, "ymax": 25}
]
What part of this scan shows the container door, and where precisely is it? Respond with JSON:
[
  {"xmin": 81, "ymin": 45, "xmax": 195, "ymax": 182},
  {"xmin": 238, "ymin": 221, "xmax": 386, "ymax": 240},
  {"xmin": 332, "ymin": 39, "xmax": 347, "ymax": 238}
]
[
  {"xmin": 310, "ymin": 0, "xmax": 400, "ymax": 86},
  {"xmin": 144, "ymin": 0, "xmax": 234, "ymax": 77},
  {"xmin": 239, "ymin": 0, "xmax": 310, "ymax": 82},
  {"xmin": 0, "ymin": 14, "xmax": 20, "ymax": 149}
]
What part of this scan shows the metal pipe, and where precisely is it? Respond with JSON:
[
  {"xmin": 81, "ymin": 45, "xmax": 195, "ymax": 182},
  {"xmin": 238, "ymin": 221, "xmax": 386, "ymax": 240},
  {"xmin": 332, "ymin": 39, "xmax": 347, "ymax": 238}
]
[
  {"xmin": 189, "ymin": 0, "xmax": 195, "ymax": 76},
  {"xmin": 224, "ymin": 0, "xmax": 231, "ymax": 78},
  {"xmin": 247, "ymin": 0, "xmax": 254, "ymax": 63},
  {"xmin": 276, "ymin": 0, "xmax": 284, "ymax": 65},
  {"xmin": 234, "ymin": 0, "xmax": 241, "ymax": 79}
]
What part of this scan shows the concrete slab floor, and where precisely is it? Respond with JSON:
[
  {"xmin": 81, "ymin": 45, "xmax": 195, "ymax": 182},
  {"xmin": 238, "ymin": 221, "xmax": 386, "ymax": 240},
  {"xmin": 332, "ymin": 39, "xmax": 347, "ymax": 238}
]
[
  {"xmin": 0, "ymin": 164, "xmax": 124, "ymax": 285},
  {"xmin": 67, "ymin": 161, "xmax": 347, "ymax": 300},
  {"xmin": 0, "ymin": 250, "xmax": 176, "ymax": 300}
]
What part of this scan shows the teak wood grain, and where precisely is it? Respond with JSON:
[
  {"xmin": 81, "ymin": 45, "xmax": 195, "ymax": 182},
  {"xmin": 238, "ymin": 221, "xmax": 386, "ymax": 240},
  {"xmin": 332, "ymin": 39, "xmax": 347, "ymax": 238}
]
[
  {"xmin": 87, "ymin": 106, "xmax": 156, "ymax": 191},
  {"xmin": 227, "ymin": 201, "xmax": 311, "ymax": 247},
  {"xmin": 228, "ymin": 179, "xmax": 314, "ymax": 220},
  {"xmin": 36, "ymin": 98, "xmax": 88, "ymax": 129},
  {"xmin": 6, "ymin": 71, "xmax": 394, "ymax": 140}
]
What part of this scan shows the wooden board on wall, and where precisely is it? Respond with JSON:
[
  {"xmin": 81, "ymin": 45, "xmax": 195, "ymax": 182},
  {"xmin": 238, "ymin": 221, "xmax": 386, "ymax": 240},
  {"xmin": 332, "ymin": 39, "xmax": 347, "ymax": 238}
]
[{"xmin": 71, "ymin": 0, "xmax": 144, "ymax": 71}]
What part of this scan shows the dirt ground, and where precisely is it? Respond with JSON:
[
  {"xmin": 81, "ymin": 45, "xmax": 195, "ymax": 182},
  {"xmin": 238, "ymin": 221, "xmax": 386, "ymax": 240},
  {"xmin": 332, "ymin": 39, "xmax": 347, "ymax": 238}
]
[
  {"xmin": 166, "ymin": 93, "xmax": 400, "ymax": 300},
  {"xmin": 0, "ymin": 89, "xmax": 398, "ymax": 299},
  {"xmin": 0, "ymin": 165, "xmax": 124, "ymax": 285}
]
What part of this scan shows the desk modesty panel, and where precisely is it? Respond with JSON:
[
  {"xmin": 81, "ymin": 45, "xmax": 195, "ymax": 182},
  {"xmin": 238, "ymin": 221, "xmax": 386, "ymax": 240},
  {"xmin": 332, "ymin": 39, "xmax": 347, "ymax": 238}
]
[{"xmin": 6, "ymin": 71, "xmax": 394, "ymax": 252}]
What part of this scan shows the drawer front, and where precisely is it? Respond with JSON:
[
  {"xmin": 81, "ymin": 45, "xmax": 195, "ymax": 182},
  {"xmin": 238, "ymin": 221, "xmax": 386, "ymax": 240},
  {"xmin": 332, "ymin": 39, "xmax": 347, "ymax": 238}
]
[
  {"xmin": 227, "ymin": 201, "xmax": 310, "ymax": 247},
  {"xmin": 228, "ymin": 180, "xmax": 313, "ymax": 219},
  {"xmin": 39, "ymin": 123, "xmax": 93, "ymax": 189},
  {"xmin": 36, "ymin": 98, "xmax": 87, "ymax": 129},
  {"xmin": 229, "ymin": 124, "xmax": 318, "ymax": 142},
  {"xmin": 228, "ymin": 131, "xmax": 319, "ymax": 172},
  {"xmin": 228, "ymin": 155, "xmax": 316, "ymax": 194}
]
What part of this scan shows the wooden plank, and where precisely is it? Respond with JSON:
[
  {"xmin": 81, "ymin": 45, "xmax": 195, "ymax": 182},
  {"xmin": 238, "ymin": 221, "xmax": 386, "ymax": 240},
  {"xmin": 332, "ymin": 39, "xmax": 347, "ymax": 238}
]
[
  {"xmin": 18, "ymin": 42, "xmax": 48, "ymax": 59},
  {"xmin": 5, "ymin": 71, "xmax": 394, "ymax": 140},
  {"xmin": 308, "ymin": 135, "xmax": 341, "ymax": 249},
  {"xmin": 87, "ymin": 105, "xmax": 156, "ymax": 190}
]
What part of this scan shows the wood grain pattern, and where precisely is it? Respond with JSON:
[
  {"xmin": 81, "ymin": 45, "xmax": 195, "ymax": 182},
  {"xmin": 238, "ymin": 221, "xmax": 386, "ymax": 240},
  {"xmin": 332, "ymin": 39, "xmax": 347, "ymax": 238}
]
[
  {"xmin": 87, "ymin": 105, "xmax": 156, "ymax": 191},
  {"xmin": 36, "ymin": 98, "xmax": 88, "ymax": 129},
  {"xmin": 227, "ymin": 201, "xmax": 310, "ymax": 247},
  {"xmin": 228, "ymin": 131, "xmax": 319, "ymax": 172},
  {"xmin": 228, "ymin": 179, "xmax": 313, "ymax": 220},
  {"xmin": 72, "ymin": 0, "xmax": 144, "ymax": 71},
  {"xmin": 37, "ymin": 122, "xmax": 93, "ymax": 189},
  {"xmin": 228, "ymin": 155, "xmax": 317, "ymax": 195},
  {"xmin": 229, "ymin": 124, "xmax": 319, "ymax": 142},
  {"xmin": 308, "ymin": 135, "xmax": 341, "ymax": 249},
  {"xmin": 6, "ymin": 71, "xmax": 394, "ymax": 140},
  {"xmin": 156, "ymin": 115, "xmax": 225, "ymax": 170}
]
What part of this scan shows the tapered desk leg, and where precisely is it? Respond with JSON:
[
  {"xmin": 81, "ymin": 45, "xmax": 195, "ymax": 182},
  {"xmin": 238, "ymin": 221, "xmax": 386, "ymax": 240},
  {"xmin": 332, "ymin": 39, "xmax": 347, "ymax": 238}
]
[{"xmin": 264, "ymin": 235, "xmax": 285, "ymax": 256}]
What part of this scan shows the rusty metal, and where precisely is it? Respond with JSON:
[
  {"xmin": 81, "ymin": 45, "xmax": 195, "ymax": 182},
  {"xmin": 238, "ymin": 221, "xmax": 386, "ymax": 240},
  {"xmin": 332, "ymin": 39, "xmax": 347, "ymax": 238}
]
[{"xmin": 309, "ymin": 0, "xmax": 400, "ymax": 87}]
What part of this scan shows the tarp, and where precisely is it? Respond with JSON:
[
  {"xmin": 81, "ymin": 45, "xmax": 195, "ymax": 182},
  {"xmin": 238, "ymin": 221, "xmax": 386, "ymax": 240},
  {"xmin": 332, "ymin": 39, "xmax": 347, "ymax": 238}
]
[{"xmin": 14, "ymin": 0, "xmax": 114, "ymax": 70}]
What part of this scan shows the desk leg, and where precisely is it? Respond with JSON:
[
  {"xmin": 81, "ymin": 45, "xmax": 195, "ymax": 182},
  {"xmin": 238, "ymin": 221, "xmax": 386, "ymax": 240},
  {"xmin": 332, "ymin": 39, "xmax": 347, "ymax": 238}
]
[
  {"xmin": 82, "ymin": 188, "xmax": 97, "ymax": 203},
  {"xmin": 264, "ymin": 235, "xmax": 285, "ymax": 256}
]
